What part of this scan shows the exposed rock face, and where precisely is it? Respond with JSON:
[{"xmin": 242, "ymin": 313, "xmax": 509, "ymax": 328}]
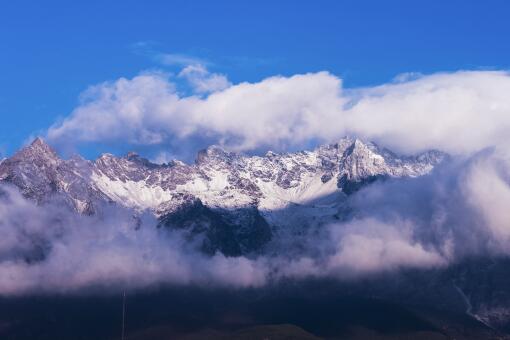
[
  {"xmin": 158, "ymin": 195, "xmax": 271, "ymax": 257},
  {"xmin": 0, "ymin": 138, "xmax": 107, "ymax": 214},
  {"xmin": 0, "ymin": 137, "xmax": 445, "ymax": 255},
  {"xmin": 336, "ymin": 138, "xmax": 445, "ymax": 194}
]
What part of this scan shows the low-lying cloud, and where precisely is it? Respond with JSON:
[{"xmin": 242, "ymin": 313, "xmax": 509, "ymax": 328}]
[{"xmin": 0, "ymin": 184, "xmax": 268, "ymax": 294}]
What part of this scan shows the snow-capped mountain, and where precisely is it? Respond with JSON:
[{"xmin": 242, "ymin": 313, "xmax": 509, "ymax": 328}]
[
  {"xmin": 0, "ymin": 137, "xmax": 444, "ymax": 213},
  {"xmin": 0, "ymin": 137, "xmax": 445, "ymax": 255}
]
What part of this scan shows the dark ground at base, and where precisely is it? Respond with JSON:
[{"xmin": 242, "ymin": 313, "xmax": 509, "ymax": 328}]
[{"xmin": 0, "ymin": 284, "xmax": 504, "ymax": 340}]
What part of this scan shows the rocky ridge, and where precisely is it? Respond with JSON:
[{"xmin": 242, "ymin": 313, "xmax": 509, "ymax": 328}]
[{"xmin": 0, "ymin": 137, "xmax": 445, "ymax": 217}]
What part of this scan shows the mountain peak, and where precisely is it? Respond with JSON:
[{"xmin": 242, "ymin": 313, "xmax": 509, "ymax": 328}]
[
  {"xmin": 352, "ymin": 137, "xmax": 364, "ymax": 146},
  {"xmin": 31, "ymin": 136, "xmax": 45, "ymax": 145},
  {"xmin": 29, "ymin": 137, "xmax": 53, "ymax": 150},
  {"xmin": 125, "ymin": 151, "xmax": 160, "ymax": 168},
  {"xmin": 343, "ymin": 137, "xmax": 380, "ymax": 155},
  {"xmin": 126, "ymin": 151, "xmax": 140, "ymax": 160},
  {"xmin": 15, "ymin": 137, "xmax": 59, "ymax": 161},
  {"xmin": 196, "ymin": 145, "xmax": 236, "ymax": 165}
]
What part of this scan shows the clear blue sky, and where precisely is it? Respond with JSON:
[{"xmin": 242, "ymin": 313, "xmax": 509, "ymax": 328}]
[{"xmin": 1, "ymin": 0, "xmax": 509, "ymax": 157}]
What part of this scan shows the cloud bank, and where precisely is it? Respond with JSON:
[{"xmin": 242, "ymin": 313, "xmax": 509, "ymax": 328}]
[
  {"xmin": 46, "ymin": 70, "xmax": 510, "ymax": 156},
  {"xmin": 0, "ymin": 185, "xmax": 267, "ymax": 294}
]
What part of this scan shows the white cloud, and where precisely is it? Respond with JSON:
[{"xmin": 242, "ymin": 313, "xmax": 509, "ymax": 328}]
[
  {"xmin": 46, "ymin": 70, "xmax": 510, "ymax": 156},
  {"xmin": 178, "ymin": 64, "xmax": 231, "ymax": 94},
  {"xmin": 0, "ymin": 184, "xmax": 269, "ymax": 294},
  {"xmin": 463, "ymin": 150, "xmax": 510, "ymax": 247},
  {"xmin": 392, "ymin": 71, "xmax": 423, "ymax": 83},
  {"xmin": 46, "ymin": 71, "xmax": 343, "ymax": 152},
  {"xmin": 325, "ymin": 219, "xmax": 446, "ymax": 274},
  {"xmin": 345, "ymin": 71, "xmax": 510, "ymax": 154}
]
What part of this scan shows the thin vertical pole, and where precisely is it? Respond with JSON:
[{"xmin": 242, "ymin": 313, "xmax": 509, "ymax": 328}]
[{"xmin": 121, "ymin": 291, "xmax": 126, "ymax": 340}]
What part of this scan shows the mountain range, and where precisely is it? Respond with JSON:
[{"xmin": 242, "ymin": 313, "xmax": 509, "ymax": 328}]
[{"xmin": 0, "ymin": 137, "xmax": 445, "ymax": 256}]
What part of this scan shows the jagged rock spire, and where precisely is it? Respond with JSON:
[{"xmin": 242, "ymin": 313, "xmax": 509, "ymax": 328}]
[{"xmin": 12, "ymin": 137, "xmax": 59, "ymax": 163}]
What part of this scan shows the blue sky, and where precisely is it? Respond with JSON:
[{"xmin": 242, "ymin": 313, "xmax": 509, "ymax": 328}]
[{"xmin": 1, "ymin": 0, "xmax": 510, "ymax": 158}]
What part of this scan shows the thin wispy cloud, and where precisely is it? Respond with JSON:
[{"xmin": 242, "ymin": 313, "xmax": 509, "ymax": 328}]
[
  {"xmin": 156, "ymin": 53, "xmax": 209, "ymax": 67},
  {"xmin": 131, "ymin": 41, "xmax": 211, "ymax": 67}
]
